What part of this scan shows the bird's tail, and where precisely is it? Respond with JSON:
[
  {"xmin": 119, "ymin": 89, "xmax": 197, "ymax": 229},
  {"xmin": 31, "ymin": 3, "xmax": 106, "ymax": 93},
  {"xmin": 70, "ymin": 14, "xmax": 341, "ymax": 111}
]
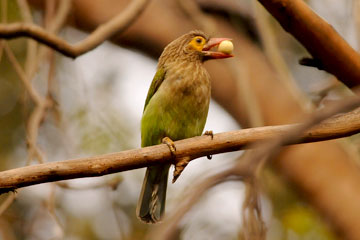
[{"xmin": 136, "ymin": 164, "xmax": 170, "ymax": 223}]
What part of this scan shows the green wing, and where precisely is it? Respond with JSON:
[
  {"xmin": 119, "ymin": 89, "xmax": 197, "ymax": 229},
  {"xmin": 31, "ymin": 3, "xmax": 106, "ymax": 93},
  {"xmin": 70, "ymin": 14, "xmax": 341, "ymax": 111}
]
[{"xmin": 143, "ymin": 67, "xmax": 166, "ymax": 112}]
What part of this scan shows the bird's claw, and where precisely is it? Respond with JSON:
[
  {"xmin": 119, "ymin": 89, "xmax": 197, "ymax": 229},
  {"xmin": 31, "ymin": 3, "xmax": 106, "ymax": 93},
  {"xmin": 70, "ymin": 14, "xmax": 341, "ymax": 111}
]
[
  {"xmin": 204, "ymin": 130, "xmax": 213, "ymax": 159},
  {"xmin": 173, "ymin": 156, "xmax": 191, "ymax": 183},
  {"xmin": 204, "ymin": 130, "xmax": 214, "ymax": 139},
  {"xmin": 162, "ymin": 137, "xmax": 186, "ymax": 183},
  {"xmin": 162, "ymin": 137, "xmax": 176, "ymax": 156}
]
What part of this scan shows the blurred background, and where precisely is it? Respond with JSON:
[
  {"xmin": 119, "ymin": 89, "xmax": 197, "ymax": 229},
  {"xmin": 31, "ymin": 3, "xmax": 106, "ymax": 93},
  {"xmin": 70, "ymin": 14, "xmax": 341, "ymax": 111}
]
[{"xmin": 0, "ymin": 0, "xmax": 360, "ymax": 239}]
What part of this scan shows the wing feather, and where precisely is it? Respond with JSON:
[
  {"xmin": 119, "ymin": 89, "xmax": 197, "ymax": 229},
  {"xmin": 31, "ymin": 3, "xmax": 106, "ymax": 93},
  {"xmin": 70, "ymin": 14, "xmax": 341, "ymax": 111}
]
[{"xmin": 143, "ymin": 67, "xmax": 166, "ymax": 112}]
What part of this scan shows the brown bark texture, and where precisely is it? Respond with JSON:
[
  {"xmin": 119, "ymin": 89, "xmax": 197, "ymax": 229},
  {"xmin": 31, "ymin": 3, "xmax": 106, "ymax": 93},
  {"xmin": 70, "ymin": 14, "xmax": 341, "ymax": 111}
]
[
  {"xmin": 1, "ymin": 106, "xmax": 359, "ymax": 193},
  {"xmin": 258, "ymin": 0, "xmax": 360, "ymax": 89}
]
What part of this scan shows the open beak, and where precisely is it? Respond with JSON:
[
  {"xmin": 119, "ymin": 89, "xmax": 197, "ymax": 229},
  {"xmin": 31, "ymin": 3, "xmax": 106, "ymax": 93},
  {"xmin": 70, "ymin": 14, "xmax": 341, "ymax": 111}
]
[{"xmin": 202, "ymin": 38, "xmax": 234, "ymax": 59}]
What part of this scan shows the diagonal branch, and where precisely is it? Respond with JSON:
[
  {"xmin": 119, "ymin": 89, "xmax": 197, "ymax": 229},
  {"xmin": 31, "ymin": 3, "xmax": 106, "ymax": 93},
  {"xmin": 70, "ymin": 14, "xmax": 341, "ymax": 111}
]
[
  {"xmin": 0, "ymin": 101, "xmax": 360, "ymax": 194},
  {"xmin": 257, "ymin": 0, "xmax": 360, "ymax": 89},
  {"xmin": 152, "ymin": 94, "xmax": 360, "ymax": 239},
  {"xmin": 0, "ymin": 0, "xmax": 150, "ymax": 58}
]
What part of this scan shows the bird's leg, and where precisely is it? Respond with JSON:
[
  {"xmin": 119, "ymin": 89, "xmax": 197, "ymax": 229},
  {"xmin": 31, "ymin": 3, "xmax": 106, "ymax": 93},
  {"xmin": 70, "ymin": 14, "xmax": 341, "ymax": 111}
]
[
  {"xmin": 162, "ymin": 137, "xmax": 176, "ymax": 156},
  {"xmin": 203, "ymin": 130, "xmax": 213, "ymax": 160},
  {"xmin": 162, "ymin": 137, "xmax": 189, "ymax": 183},
  {"xmin": 173, "ymin": 156, "xmax": 191, "ymax": 183}
]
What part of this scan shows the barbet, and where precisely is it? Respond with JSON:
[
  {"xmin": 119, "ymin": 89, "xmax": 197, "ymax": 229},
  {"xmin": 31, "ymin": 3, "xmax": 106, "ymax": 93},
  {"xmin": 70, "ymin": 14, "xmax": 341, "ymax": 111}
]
[{"xmin": 137, "ymin": 30, "xmax": 233, "ymax": 223}]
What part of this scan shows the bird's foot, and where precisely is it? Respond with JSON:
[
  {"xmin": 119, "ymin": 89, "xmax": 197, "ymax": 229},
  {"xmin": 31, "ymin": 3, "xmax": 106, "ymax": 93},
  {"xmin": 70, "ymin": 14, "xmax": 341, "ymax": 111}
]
[
  {"xmin": 162, "ymin": 137, "xmax": 188, "ymax": 183},
  {"xmin": 204, "ymin": 130, "xmax": 214, "ymax": 139},
  {"xmin": 162, "ymin": 137, "xmax": 176, "ymax": 156},
  {"xmin": 203, "ymin": 130, "xmax": 213, "ymax": 160},
  {"xmin": 173, "ymin": 156, "xmax": 191, "ymax": 183}
]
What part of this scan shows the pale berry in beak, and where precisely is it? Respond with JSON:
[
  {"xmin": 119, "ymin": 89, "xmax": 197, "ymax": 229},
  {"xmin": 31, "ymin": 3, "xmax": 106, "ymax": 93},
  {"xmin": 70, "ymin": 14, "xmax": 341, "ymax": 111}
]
[
  {"xmin": 218, "ymin": 40, "xmax": 234, "ymax": 54},
  {"xmin": 202, "ymin": 37, "xmax": 234, "ymax": 60}
]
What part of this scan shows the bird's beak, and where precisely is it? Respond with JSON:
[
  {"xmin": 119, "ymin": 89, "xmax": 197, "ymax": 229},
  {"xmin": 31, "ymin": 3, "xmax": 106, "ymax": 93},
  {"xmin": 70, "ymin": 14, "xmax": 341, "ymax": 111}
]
[{"xmin": 202, "ymin": 38, "xmax": 234, "ymax": 59}]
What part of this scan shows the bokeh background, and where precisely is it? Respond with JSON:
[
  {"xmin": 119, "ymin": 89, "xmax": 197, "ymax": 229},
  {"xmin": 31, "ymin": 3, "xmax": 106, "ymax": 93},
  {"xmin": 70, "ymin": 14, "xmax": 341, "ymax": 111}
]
[{"xmin": 0, "ymin": 0, "xmax": 359, "ymax": 239}]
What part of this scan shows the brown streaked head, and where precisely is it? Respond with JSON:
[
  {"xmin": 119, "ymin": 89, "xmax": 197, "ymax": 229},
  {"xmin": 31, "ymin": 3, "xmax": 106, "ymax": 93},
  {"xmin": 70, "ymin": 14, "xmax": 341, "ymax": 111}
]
[{"xmin": 158, "ymin": 30, "xmax": 233, "ymax": 66}]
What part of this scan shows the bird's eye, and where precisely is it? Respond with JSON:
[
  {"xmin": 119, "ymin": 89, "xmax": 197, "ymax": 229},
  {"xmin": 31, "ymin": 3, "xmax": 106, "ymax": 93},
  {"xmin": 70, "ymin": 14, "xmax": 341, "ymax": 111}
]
[{"xmin": 189, "ymin": 36, "xmax": 206, "ymax": 51}]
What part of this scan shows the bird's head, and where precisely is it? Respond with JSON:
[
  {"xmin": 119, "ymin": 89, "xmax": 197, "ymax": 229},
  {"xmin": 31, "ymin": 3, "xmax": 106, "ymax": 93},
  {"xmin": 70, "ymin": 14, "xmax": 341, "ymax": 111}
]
[{"xmin": 159, "ymin": 30, "xmax": 233, "ymax": 65}]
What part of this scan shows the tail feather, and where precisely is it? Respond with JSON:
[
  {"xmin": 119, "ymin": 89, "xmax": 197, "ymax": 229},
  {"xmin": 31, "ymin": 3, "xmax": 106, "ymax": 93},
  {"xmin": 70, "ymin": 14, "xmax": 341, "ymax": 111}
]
[{"xmin": 136, "ymin": 164, "xmax": 170, "ymax": 223}]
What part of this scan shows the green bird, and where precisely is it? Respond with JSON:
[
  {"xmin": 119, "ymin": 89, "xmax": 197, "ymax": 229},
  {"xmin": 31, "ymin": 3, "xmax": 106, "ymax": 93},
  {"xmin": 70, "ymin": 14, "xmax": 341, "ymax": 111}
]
[{"xmin": 137, "ymin": 30, "xmax": 233, "ymax": 223}]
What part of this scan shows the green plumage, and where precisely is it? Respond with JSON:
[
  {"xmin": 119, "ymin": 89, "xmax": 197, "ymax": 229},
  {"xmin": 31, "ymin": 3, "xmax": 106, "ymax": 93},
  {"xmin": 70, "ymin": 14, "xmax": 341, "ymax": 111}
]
[
  {"xmin": 137, "ymin": 30, "xmax": 222, "ymax": 223},
  {"xmin": 141, "ymin": 64, "xmax": 210, "ymax": 147}
]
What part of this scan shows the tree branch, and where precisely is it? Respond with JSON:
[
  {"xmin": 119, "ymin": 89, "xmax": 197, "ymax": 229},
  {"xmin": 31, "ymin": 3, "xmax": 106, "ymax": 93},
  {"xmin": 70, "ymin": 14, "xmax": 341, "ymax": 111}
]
[
  {"xmin": 257, "ymin": 0, "xmax": 360, "ymax": 89},
  {"xmin": 152, "ymin": 94, "xmax": 360, "ymax": 239},
  {"xmin": 0, "ymin": 0, "xmax": 150, "ymax": 58},
  {"xmin": 1, "ymin": 104, "xmax": 360, "ymax": 194}
]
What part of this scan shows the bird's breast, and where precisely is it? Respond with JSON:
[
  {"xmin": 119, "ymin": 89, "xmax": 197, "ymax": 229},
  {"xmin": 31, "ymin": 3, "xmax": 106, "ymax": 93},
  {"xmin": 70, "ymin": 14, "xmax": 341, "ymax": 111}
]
[
  {"xmin": 141, "ymin": 62, "xmax": 211, "ymax": 144},
  {"xmin": 164, "ymin": 62, "xmax": 211, "ymax": 107}
]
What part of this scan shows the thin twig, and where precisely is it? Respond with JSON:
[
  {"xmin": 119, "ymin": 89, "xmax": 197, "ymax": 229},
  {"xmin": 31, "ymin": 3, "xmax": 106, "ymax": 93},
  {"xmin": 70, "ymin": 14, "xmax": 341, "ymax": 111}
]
[
  {"xmin": 17, "ymin": 0, "xmax": 38, "ymax": 77},
  {"xmin": 0, "ymin": 0, "xmax": 150, "ymax": 58},
  {"xmin": 44, "ymin": 0, "xmax": 56, "ymax": 29},
  {"xmin": 28, "ymin": 0, "xmax": 71, "ymax": 79},
  {"xmin": 176, "ymin": 0, "xmax": 216, "ymax": 33},
  {"xmin": 0, "ymin": 192, "xmax": 17, "ymax": 216},
  {"xmin": 252, "ymin": 0, "xmax": 307, "ymax": 107},
  {"xmin": 4, "ymin": 40, "xmax": 47, "ymax": 165},
  {"xmin": 3, "ymin": 42, "xmax": 42, "ymax": 104},
  {"xmin": 229, "ymin": 59, "xmax": 264, "ymax": 127},
  {"xmin": 17, "ymin": 0, "xmax": 33, "ymax": 22},
  {"xmin": 46, "ymin": 184, "xmax": 64, "ymax": 239},
  {"xmin": 150, "ymin": 151, "xmax": 252, "ymax": 240},
  {"xmin": 150, "ymin": 168, "xmax": 243, "ymax": 240},
  {"xmin": 241, "ymin": 178, "xmax": 266, "ymax": 240},
  {"xmin": 47, "ymin": 0, "xmax": 71, "ymax": 33}
]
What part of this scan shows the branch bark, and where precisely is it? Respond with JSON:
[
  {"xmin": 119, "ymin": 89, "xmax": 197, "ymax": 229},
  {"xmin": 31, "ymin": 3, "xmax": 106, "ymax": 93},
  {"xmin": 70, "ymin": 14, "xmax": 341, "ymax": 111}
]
[
  {"xmin": 0, "ymin": 0, "xmax": 150, "ymax": 58},
  {"xmin": 257, "ymin": 0, "xmax": 360, "ymax": 89},
  {"xmin": 1, "ymin": 106, "xmax": 360, "ymax": 194}
]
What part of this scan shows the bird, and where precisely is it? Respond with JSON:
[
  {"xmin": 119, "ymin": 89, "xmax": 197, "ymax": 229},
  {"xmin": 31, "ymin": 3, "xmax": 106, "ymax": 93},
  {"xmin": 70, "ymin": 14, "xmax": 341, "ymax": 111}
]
[{"xmin": 136, "ymin": 30, "xmax": 233, "ymax": 223}]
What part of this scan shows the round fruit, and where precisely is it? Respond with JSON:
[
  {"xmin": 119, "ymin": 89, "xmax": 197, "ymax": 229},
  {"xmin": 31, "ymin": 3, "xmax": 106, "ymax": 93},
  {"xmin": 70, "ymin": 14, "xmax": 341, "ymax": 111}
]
[{"xmin": 218, "ymin": 40, "xmax": 233, "ymax": 54}]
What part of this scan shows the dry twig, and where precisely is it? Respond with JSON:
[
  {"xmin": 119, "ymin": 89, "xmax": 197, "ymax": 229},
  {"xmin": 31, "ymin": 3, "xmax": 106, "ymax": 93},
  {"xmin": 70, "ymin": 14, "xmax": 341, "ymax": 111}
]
[
  {"xmin": 0, "ymin": 192, "xmax": 17, "ymax": 216},
  {"xmin": 0, "ymin": 0, "xmax": 71, "ymax": 220},
  {"xmin": 0, "ymin": 0, "xmax": 150, "ymax": 58},
  {"xmin": 252, "ymin": 0, "xmax": 306, "ymax": 106},
  {"xmin": 241, "ymin": 178, "xmax": 266, "ymax": 240},
  {"xmin": 149, "ymin": 167, "xmax": 243, "ymax": 240}
]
